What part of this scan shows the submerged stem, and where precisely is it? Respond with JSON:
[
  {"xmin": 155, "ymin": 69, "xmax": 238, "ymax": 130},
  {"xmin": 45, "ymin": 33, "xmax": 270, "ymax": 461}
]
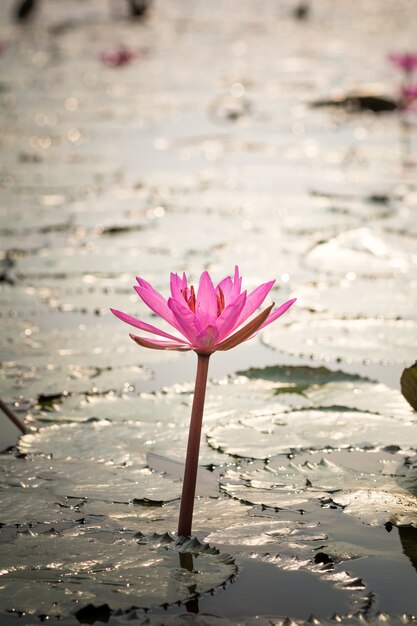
[{"xmin": 177, "ymin": 352, "xmax": 211, "ymax": 537}]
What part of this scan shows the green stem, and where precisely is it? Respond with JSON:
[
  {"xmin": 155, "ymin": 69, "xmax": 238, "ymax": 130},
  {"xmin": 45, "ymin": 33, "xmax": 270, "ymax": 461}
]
[{"xmin": 177, "ymin": 352, "xmax": 211, "ymax": 537}]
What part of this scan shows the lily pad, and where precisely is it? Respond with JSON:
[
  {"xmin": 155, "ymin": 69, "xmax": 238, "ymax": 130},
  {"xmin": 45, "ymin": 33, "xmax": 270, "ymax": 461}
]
[
  {"xmin": 279, "ymin": 194, "xmax": 389, "ymax": 236},
  {"xmin": 239, "ymin": 364, "xmax": 363, "ymax": 394},
  {"xmin": 1, "ymin": 317, "xmax": 178, "ymax": 369},
  {"xmin": 335, "ymin": 489, "xmax": 417, "ymax": 527},
  {"xmin": 239, "ymin": 365, "xmax": 413, "ymax": 419},
  {"xmin": 31, "ymin": 375, "xmax": 294, "ymax": 425},
  {"xmin": 305, "ymin": 228, "xmax": 417, "ymax": 277},
  {"xmin": 0, "ymin": 529, "xmax": 236, "ymax": 615},
  {"xmin": 18, "ymin": 416, "xmax": 227, "ymax": 466},
  {"xmin": 208, "ymin": 407, "xmax": 417, "ymax": 459},
  {"xmin": 51, "ymin": 463, "xmax": 182, "ymax": 504},
  {"xmin": 18, "ymin": 420, "xmax": 149, "ymax": 465},
  {"xmin": 80, "ymin": 495, "xmax": 251, "ymax": 535},
  {"xmin": 263, "ymin": 317, "xmax": 417, "ymax": 364},
  {"xmin": 0, "ymin": 360, "xmax": 151, "ymax": 401},
  {"xmin": 305, "ymin": 381, "xmax": 414, "ymax": 419},
  {"xmin": 205, "ymin": 518, "xmax": 326, "ymax": 551},
  {"xmin": 24, "ymin": 376, "xmax": 306, "ymax": 464},
  {"xmin": 220, "ymin": 458, "xmax": 327, "ymax": 509},
  {"xmin": 0, "ymin": 490, "xmax": 80, "ymax": 525},
  {"xmin": 30, "ymin": 392, "xmax": 142, "ymax": 424},
  {"xmin": 297, "ymin": 278, "xmax": 417, "ymax": 321},
  {"xmin": 0, "ymin": 453, "xmax": 181, "ymax": 505},
  {"xmin": 220, "ymin": 450, "xmax": 417, "ymax": 526}
]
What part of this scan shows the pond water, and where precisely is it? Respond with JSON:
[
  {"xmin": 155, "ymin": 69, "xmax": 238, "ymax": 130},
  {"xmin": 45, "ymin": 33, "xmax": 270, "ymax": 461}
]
[{"xmin": 0, "ymin": 0, "xmax": 417, "ymax": 623}]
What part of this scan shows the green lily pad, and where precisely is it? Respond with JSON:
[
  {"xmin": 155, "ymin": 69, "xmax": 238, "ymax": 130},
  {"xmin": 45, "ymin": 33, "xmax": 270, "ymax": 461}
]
[
  {"xmin": 220, "ymin": 450, "xmax": 417, "ymax": 526},
  {"xmin": 279, "ymin": 194, "xmax": 389, "ymax": 236},
  {"xmin": 1, "ymin": 316, "xmax": 178, "ymax": 368},
  {"xmin": 305, "ymin": 381, "xmax": 414, "ymax": 419},
  {"xmin": 239, "ymin": 365, "xmax": 363, "ymax": 394},
  {"xmin": 51, "ymin": 463, "xmax": 182, "ymax": 504},
  {"xmin": 0, "ymin": 360, "xmax": 151, "ymax": 401},
  {"xmin": 80, "ymin": 495, "xmax": 251, "ymax": 535},
  {"xmin": 208, "ymin": 407, "xmax": 417, "ymax": 459},
  {"xmin": 0, "ymin": 529, "xmax": 236, "ymax": 615},
  {"xmin": 263, "ymin": 317, "xmax": 417, "ymax": 364},
  {"xmin": 240, "ymin": 365, "xmax": 363, "ymax": 385},
  {"xmin": 0, "ymin": 490, "xmax": 80, "ymax": 525},
  {"xmin": 0, "ymin": 453, "xmax": 181, "ymax": 505},
  {"xmin": 305, "ymin": 228, "xmax": 417, "ymax": 277},
  {"xmin": 205, "ymin": 518, "xmax": 326, "ymax": 550},
  {"xmin": 240, "ymin": 365, "xmax": 413, "ymax": 419},
  {"xmin": 24, "ymin": 376, "xmax": 306, "ymax": 465},
  {"xmin": 31, "ymin": 375, "xmax": 296, "ymax": 424},
  {"xmin": 297, "ymin": 279, "xmax": 417, "ymax": 320},
  {"xmin": 334, "ymin": 489, "xmax": 417, "ymax": 526},
  {"xmin": 18, "ymin": 416, "xmax": 226, "ymax": 466}
]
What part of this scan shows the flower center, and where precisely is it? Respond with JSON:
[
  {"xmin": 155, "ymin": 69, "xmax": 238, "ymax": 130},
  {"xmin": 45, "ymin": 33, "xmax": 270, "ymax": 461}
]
[
  {"xmin": 182, "ymin": 285, "xmax": 196, "ymax": 312},
  {"xmin": 182, "ymin": 285, "xmax": 225, "ymax": 316},
  {"xmin": 216, "ymin": 287, "xmax": 225, "ymax": 316}
]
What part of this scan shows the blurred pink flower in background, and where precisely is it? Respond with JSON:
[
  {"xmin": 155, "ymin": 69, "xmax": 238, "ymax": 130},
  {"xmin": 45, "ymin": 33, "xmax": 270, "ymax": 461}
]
[
  {"xmin": 111, "ymin": 267, "xmax": 296, "ymax": 354},
  {"xmin": 388, "ymin": 52, "xmax": 417, "ymax": 74},
  {"xmin": 99, "ymin": 48, "xmax": 138, "ymax": 67}
]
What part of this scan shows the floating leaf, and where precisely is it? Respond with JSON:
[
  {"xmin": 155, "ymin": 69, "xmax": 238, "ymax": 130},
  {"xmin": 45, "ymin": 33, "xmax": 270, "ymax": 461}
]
[
  {"xmin": 80, "ymin": 496, "xmax": 251, "ymax": 535},
  {"xmin": 0, "ymin": 490, "xmax": 80, "ymax": 525},
  {"xmin": 1, "ymin": 453, "xmax": 181, "ymax": 505},
  {"xmin": 220, "ymin": 450, "xmax": 417, "ymax": 526},
  {"xmin": 263, "ymin": 317, "xmax": 417, "ymax": 364},
  {"xmin": 220, "ymin": 456, "xmax": 330, "ymax": 509},
  {"xmin": 51, "ymin": 463, "xmax": 182, "ymax": 504},
  {"xmin": 239, "ymin": 364, "xmax": 363, "ymax": 394},
  {"xmin": 297, "ymin": 279, "xmax": 417, "ymax": 321},
  {"xmin": 30, "ymin": 391, "xmax": 166, "ymax": 424},
  {"xmin": 334, "ymin": 489, "xmax": 417, "ymax": 526},
  {"xmin": 205, "ymin": 518, "xmax": 326, "ymax": 551},
  {"xmin": 1, "ymin": 360, "xmax": 151, "ymax": 402},
  {"xmin": 239, "ymin": 365, "xmax": 413, "ymax": 419},
  {"xmin": 208, "ymin": 408, "xmax": 417, "ymax": 459},
  {"xmin": 18, "ymin": 416, "xmax": 226, "ymax": 466},
  {"xmin": 25, "ymin": 376, "xmax": 304, "ymax": 464},
  {"xmin": 0, "ymin": 529, "xmax": 236, "ymax": 615},
  {"xmin": 32, "ymin": 375, "xmax": 294, "ymax": 424},
  {"xmin": 305, "ymin": 228, "xmax": 417, "ymax": 277},
  {"xmin": 305, "ymin": 380, "xmax": 414, "ymax": 419}
]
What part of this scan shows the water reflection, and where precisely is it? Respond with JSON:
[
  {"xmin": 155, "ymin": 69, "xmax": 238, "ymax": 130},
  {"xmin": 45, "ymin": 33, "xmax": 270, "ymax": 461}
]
[
  {"xmin": 399, "ymin": 527, "xmax": 417, "ymax": 574},
  {"xmin": 179, "ymin": 552, "xmax": 200, "ymax": 614}
]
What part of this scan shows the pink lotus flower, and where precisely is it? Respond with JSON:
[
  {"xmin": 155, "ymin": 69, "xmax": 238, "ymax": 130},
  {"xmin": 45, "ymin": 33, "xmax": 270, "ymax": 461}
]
[
  {"xmin": 112, "ymin": 267, "xmax": 296, "ymax": 538},
  {"xmin": 388, "ymin": 52, "xmax": 417, "ymax": 74},
  {"xmin": 111, "ymin": 267, "xmax": 296, "ymax": 354}
]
